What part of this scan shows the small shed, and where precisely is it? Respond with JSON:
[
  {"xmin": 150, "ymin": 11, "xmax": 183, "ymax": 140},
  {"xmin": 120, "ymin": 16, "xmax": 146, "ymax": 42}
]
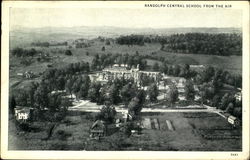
[
  {"xmin": 228, "ymin": 116, "xmax": 240, "ymax": 127},
  {"xmin": 90, "ymin": 120, "xmax": 106, "ymax": 139}
]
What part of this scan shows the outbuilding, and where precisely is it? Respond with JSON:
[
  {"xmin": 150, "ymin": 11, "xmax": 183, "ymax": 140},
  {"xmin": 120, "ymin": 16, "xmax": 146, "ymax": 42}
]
[
  {"xmin": 228, "ymin": 116, "xmax": 240, "ymax": 127},
  {"xmin": 90, "ymin": 120, "xmax": 106, "ymax": 139}
]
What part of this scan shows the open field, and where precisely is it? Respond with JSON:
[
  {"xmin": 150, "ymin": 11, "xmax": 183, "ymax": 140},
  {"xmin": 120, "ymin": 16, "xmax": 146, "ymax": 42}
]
[
  {"xmin": 9, "ymin": 39, "xmax": 242, "ymax": 91},
  {"xmin": 8, "ymin": 112, "xmax": 241, "ymax": 151}
]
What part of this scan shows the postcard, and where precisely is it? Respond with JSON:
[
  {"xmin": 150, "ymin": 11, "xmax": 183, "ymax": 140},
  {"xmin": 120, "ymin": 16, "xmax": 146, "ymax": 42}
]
[{"xmin": 1, "ymin": 1, "xmax": 249, "ymax": 159}]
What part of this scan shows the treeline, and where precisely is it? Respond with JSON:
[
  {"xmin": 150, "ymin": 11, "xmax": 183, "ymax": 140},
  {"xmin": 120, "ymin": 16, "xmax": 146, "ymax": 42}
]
[
  {"xmin": 31, "ymin": 41, "xmax": 68, "ymax": 47},
  {"xmin": 157, "ymin": 62, "xmax": 197, "ymax": 78},
  {"xmin": 91, "ymin": 53, "xmax": 147, "ymax": 71},
  {"xmin": 116, "ymin": 35, "xmax": 145, "ymax": 46},
  {"xmin": 116, "ymin": 33, "xmax": 242, "ymax": 56},
  {"xmin": 163, "ymin": 33, "xmax": 242, "ymax": 56},
  {"xmin": 12, "ymin": 47, "xmax": 39, "ymax": 57}
]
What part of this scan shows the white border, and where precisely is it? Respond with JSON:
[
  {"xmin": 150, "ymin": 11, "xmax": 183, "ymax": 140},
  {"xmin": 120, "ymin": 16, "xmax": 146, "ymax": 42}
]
[{"xmin": 1, "ymin": 1, "xmax": 249, "ymax": 160}]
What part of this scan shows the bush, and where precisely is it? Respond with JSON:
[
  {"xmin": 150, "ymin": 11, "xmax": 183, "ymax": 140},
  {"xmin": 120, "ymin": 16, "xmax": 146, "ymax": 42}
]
[
  {"xmin": 20, "ymin": 59, "xmax": 32, "ymax": 66},
  {"xmin": 86, "ymin": 113, "xmax": 96, "ymax": 121},
  {"xmin": 54, "ymin": 112, "xmax": 65, "ymax": 121},
  {"xmin": 65, "ymin": 50, "xmax": 72, "ymax": 56},
  {"xmin": 16, "ymin": 122, "xmax": 31, "ymax": 132}
]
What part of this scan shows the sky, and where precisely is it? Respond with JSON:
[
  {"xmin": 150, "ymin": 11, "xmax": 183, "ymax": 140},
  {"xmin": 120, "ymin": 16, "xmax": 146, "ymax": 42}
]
[{"xmin": 10, "ymin": 8, "xmax": 242, "ymax": 29}]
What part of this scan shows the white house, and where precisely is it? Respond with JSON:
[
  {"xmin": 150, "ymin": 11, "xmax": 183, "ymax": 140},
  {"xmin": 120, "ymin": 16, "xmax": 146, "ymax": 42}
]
[
  {"xmin": 234, "ymin": 92, "xmax": 242, "ymax": 101},
  {"xmin": 228, "ymin": 116, "xmax": 240, "ymax": 127},
  {"xmin": 14, "ymin": 107, "xmax": 32, "ymax": 122}
]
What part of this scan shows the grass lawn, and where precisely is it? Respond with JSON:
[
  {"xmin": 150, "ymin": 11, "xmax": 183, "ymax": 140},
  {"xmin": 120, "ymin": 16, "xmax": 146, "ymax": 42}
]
[{"xmin": 8, "ymin": 112, "xmax": 242, "ymax": 151}]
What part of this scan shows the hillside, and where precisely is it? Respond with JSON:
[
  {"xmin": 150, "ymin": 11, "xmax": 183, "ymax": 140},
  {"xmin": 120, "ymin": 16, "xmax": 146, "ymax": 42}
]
[
  {"xmin": 9, "ymin": 27, "xmax": 242, "ymax": 90},
  {"xmin": 10, "ymin": 26, "xmax": 241, "ymax": 48}
]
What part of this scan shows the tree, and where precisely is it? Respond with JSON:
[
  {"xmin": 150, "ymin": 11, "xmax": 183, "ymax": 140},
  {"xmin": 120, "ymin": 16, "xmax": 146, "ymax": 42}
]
[
  {"xmin": 48, "ymin": 93, "xmax": 62, "ymax": 112},
  {"xmin": 88, "ymin": 82, "xmax": 101, "ymax": 102},
  {"xmin": 128, "ymin": 97, "xmax": 140, "ymax": 118},
  {"xmin": 153, "ymin": 62, "xmax": 160, "ymax": 71},
  {"xmin": 168, "ymin": 84, "xmax": 178, "ymax": 106},
  {"xmin": 131, "ymin": 89, "xmax": 145, "ymax": 115},
  {"xmin": 211, "ymin": 95, "xmax": 220, "ymax": 108},
  {"xmin": 96, "ymin": 105, "xmax": 116, "ymax": 123},
  {"xmin": 121, "ymin": 83, "xmax": 137, "ymax": 105},
  {"xmin": 128, "ymin": 90, "xmax": 146, "ymax": 118},
  {"xmin": 91, "ymin": 54, "xmax": 100, "ymax": 71},
  {"xmin": 226, "ymin": 102, "xmax": 234, "ymax": 114},
  {"xmin": 102, "ymin": 46, "xmax": 105, "ymax": 52},
  {"xmin": 15, "ymin": 90, "xmax": 29, "ymax": 106},
  {"xmin": 106, "ymin": 84, "xmax": 120, "ymax": 105},
  {"xmin": 72, "ymin": 76, "xmax": 83, "ymax": 99},
  {"xmin": 65, "ymin": 50, "xmax": 72, "ymax": 56},
  {"xmin": 27, "ymin": 82, "xmax": 39, "ymax": 107},
  {"xmin": 160, "ymin": 63, "xmax": 168, "ymax": 74},
  {"xmin": 34, "ymin": 81, "xmax": 50, "ymax": 110},
  {"xmin": 78, "ymin": 75, "xmax": 90, "ymax": 99},
  {"xmin": 147, "ymin": 83, "xmax": 158, "ymax": 102},
  {"xmin": 200, "ymin": 66, "xmax": 215, "ymax": 83},
  {"xmin": 12, "ymin": 47, "xmax": 24, "ymax": 57},
  {"xmin": 9, "ymin": 95, "xmax": 16, "ymax": 115},
  {"xmin": 65, "ymin": 78, "xmax": 74, "ymax": 98},
  {"xmin": 184, "ymin": 80, "xmax": 195, "ymax": 101},
  {"xmin": 56, "ymin": 76, "xmax": 65, "ymax": 91},
  {"xmin": 136, "ymin": 90, "xmax": 146, "ymax": 106},
  {"xmin": 172, "ymin": 65, "xmax": 181, "ymax": 76},
  {"xmin": 105, "ymin": 40, "xmax": 111, "ymax": 45},
  {"xmin": 233, "ymin": 107, "xmax": 242, "ymax": 120},
  {"xmin": 220, "ymin": 93, "xmax": 230, "ymax": 110}
]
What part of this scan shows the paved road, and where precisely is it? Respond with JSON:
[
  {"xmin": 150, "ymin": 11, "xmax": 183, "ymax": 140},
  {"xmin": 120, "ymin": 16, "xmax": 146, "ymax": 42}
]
[{"xmin": 68, "ymin": 100, "xmax": 227, "ymax": 119}]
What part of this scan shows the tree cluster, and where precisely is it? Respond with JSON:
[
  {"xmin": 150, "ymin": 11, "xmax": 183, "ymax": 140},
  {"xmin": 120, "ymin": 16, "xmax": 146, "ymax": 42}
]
[
  {"xmin": 31, "ymin": 41, "xmax": 68, "ymax": 47},
  {"xmin": 115, "ymin": 33, "xmax": 242, "ymax": 56},
  {"xmin": 31, "ymin": 42, "xmax": 50, "ymax": 47},
  {"xmin": 91, "ymin": 53, "xmax": 147, "ymax": 71},
  {"xmin": 163, "ymin": 33, "xmax": 242, "ymax": 56},
  {"xmin": 12, "ymin": 47, "xmax": 39, "ymax": 57},
  {"xmin": 96, "ymin": 105, "xmax": 117, "ymax": 123},
  {"xmin": 10, "ymin": 80, "xmax": 71, "ymax": 121},
  {"xmin": 194, "ymin": 66, "xmax": 242, "ymax": 88},
  {"xmin": 116, "ymin": 35, "xmax": 145, "ymax": 46},
  {"xmin": 160, "ymin": 62, "xmax": 196, "ymax": 78}
]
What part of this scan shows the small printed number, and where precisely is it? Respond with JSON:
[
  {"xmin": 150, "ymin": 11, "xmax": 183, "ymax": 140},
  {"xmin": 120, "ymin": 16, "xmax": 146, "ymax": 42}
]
[{"xmin": 231, "ymin": 153, "xmax": 238, "ymax": 156}]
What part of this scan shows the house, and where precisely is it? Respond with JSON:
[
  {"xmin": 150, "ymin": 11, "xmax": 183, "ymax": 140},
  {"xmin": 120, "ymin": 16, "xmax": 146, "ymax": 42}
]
[
  {"xmin": 115, "ymin": 119, "xmax": 122, "ymax": 127},
  {"xmin": 122, "ymin": 112, "xmax": 133, "ymax": 122},
  {"xmin": 234, "ymin": 92, "xmax": 242, "ymax": 101},
  {"xmin": 24, "ymin": 71, "xmax": 34, "ymax": 79},
  {"xmin": 228, "ymin": 116, "xmax": 240, "ymax": 127},
  {"xmin": 90, "ymin": 120, "xmax": 106, "ymax": 139},
  {"xmin": 14, "ymin": 107, "xmax": 33, "ymax": 122},
  {"xmin": 17, "ymin": 73, "xmax": 24, "ymax": 76}
]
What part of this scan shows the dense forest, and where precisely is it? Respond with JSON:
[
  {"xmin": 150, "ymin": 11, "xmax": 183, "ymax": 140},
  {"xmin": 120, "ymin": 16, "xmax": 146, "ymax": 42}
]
[{"xmin": 116, "ymin": 33, "xmax": 242, "ymax": 56}]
